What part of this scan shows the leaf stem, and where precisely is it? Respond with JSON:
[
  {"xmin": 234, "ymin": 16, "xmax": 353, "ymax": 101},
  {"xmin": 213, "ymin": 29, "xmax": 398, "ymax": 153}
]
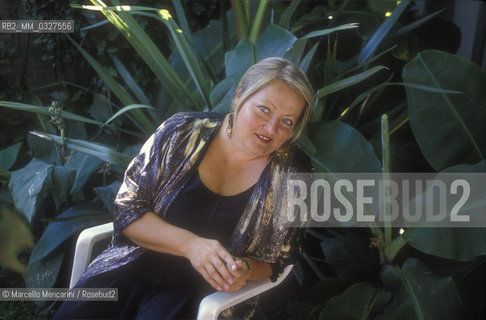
[
  {"xmin": 249, "ymin": 0, "xmax": 269, "ymax": 45},
  {"xmin": 60, "ymin": 127, "xmax": 65, "ymax": 166},
  {"xmin": 394, "ymin": 265, "xmax": 425, "ymax": 320},
  {"xmin": 381, "ymin": 114, "xmax": 392, "ymax": 251}
]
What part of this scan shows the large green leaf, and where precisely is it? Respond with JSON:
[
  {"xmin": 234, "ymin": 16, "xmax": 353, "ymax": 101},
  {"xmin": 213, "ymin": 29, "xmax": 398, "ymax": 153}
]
[
  {"xmin": 51, "ymin": 166, "xmax": 76, "ymax": 209},
  {"xmin": 406, "ymin": 228, "xmax": 486, "ymax": 262},
  {"xmin": 320, "ymin": 236, "xmax": 380, "ymax": 282},
  {"xmin": 287, "ymin": 278, "xmax": 352, "ymax": 320},
  {"xmin": 285, "ymin": 36, "xmax": 306, "ymax": 60},
  {"xmin": 375, "ymin": 259, "xmax": 462, "ymax": 320},
  {"xmin": 210, "ymin": 75, "xmax": 237, "ymax": 112},
  {"xmin": 256, "ymin": 23, "xmax": 297, "ymax": 61},
  {"xmin": 443, "ymin": 160, "xmax": 486, "ymax": 173},
  {"xmin": 224, "ymin": 23, "xmax": 297, "ymax": 79},
  {"xmin": 64, "ymin": 152, "xmax": 103, "ymax": 194},
  {"xmin": 403, "ymin": 50, "xmax": 486, "ymax": 171},
  {"xmin": 29, "ymin": 203, "xmax": 106, "ymax": 264},
  {"xmin": 8, "ymin": 159, "xmax": 53, "ymax": 222},
  {"xmin": 88, "ymin": 93, "xmax": 112, "ymax": 122},
  {"xmin": 402, "ymin": 160, "xmax": 486, "ymax": 261},
  {"xmin": 0, "ymin": 142, "xmax": 22, "ymax": 170},
  {"xmin": 25, "ymin": 249, "xmax": 64, "ymax": 290},
  {"xmin": 320, "ymin": 282, "xmax": 391, "ymax": 320},
  {"xmin": 191, "ymin": 15, "xmax": 236, "ymax": 78},
  {"xmin": 94, "ymin": 181, "xmax": 122, "ymax": 214},
  {"xmin": 220, "ymin": 39, "xmax": 254, "ymax": 110},
  {"xmin": 310, "ymin": 120, "xmax": 381, "ymax": 172},
  {"xmin": 225, "ymin": 39, "xmax": 254, "ymax": 78},
  {"xmin": 31, "ymin": 131, "xmax": 131, "ymax": 169}
]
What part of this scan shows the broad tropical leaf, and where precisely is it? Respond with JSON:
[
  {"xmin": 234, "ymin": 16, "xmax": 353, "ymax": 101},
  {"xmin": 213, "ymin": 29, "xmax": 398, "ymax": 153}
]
[
  {"xmin": 94, "ymin": 181, "xmax": 122, "ymax": 213},
  {"xmin": 29, "ymin": 203, "xmax": 106, "ymax": 264},
  {"xmin": 403, "ymin": 50, "xmax": 486, "ymax": 171},
  {"xmin": 375, "ymin": 259, "xmax": 461, "ymax": 320},
  {"xmin": 0, "ymin": 142, "xmax": 23, "ymax": 170},
  {"xmin": 8, "ymin": 159, "xmax": 53, "ymax": 222},
  {"xmin": 65, "ymin": 153, "xmax": 103, "ymax": 194},
  {"xmin": 320, "ymin": 282, "xmax": 391, "ymax": 320},
  {"xmin": 403, "ymin": 160, "xmax": 486, "ymax": 261},
  {"xmin": 310, "ymin": 120, "xmax": 381, "ymax": 172},
  {"xmin": 25, "ymin": 249, "xmax": 64, "ymax": 290},
  {"xmin": 31, "ymin": 131, "xmax": 131, "ymax": 169}
]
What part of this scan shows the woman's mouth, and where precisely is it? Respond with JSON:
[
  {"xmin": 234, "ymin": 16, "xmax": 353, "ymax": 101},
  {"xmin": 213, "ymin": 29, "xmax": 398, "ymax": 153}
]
[{"xmin": 256, "ymin": 133, "xmax": 272, "ymax": 143}]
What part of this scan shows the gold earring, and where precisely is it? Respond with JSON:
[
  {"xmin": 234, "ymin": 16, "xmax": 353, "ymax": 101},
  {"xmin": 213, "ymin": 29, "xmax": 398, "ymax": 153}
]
[
  {"xmin": 276, "ymin": 141, "xmax": 291, "ymax": 159},
  {"xmin": 226, "ymin": 113, "xmax": 234, "ymax": 137}
]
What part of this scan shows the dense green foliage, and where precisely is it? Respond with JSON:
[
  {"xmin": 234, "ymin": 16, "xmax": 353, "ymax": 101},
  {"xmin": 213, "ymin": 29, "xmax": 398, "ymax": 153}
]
[{"xmin": 0, "ymin": 1, "xmax": 484, "ymax": 319}]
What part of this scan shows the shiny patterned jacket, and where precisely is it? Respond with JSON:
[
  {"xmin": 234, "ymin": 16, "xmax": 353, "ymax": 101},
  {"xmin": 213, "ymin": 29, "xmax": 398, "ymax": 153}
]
[{"xmin": 78, "ymin": 112, "xmax": 310, "ymax": 318}]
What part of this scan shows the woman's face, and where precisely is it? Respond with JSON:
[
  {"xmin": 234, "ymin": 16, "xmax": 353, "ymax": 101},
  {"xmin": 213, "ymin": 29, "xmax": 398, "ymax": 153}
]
[{"xmin": 232, "ymin": 80, "xmax": 305, "ymax": 159}]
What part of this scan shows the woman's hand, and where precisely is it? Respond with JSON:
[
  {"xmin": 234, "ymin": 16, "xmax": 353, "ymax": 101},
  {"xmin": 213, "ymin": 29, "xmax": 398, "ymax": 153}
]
[
  {"xmin": 184, "ymin": 237, "xmax": 239, "ymax": 291},
  {"xmin": 123, "ymin": 212, "xmax": 239, "ymax": 291},
  {"xmin": 223, "ymin": 259, "xmax": 251, "ymax": 293},
  {"xmin": 122, "ymin": 212, "xmax": 271, "ymax": 291}
]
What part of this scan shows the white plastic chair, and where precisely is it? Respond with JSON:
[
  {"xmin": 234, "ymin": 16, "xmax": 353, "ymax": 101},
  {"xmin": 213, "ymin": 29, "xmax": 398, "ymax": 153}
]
[{"xmin": 70, "ymin": 222, "xmax": 294, "ymax": 320}]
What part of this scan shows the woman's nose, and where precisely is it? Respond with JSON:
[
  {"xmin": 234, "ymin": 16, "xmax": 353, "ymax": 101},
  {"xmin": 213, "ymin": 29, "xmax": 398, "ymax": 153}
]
[{"xmin": 264, "ymin": 118, "xmax": 278, "ymax": 135}]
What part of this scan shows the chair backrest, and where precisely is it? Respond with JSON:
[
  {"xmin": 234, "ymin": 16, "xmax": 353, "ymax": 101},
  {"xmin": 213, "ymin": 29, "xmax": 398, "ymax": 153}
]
[{"xmin": 69, "ymin": 222, "xmax": 114, "ymax": 288}]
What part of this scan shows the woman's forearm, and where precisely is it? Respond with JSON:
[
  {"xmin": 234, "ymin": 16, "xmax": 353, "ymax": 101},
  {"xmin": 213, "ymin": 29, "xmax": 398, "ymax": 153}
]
[
  {"xmin": 122, "ymin": 211, "xmax": 239, "ymax": 291},
  {"xmin": 121, "ymin": 211, "xmax": 198, "ymax": 257},
  {"xmin": 243, "ymin": 257, "xmax": 273, "ymax": 280},
  {"xmin": 121, "ymin": 211, "xmax": 273, "ymax": 286}
]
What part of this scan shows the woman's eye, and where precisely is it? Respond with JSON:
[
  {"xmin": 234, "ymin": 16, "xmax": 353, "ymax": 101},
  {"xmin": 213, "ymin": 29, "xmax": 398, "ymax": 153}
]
[
  {"xmin": 282, "ymin": 118, "xmax": 293, "ymax": 126},
  {"xmin": 258, "ymin": 105, "xmax": 270, "ymax": 113}
]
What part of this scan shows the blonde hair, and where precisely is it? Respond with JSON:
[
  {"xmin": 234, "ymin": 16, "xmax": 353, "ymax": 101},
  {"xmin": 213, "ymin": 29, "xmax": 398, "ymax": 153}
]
[{"xmin": 233, "ymin": 57, "xmax": 314, "ymax": 142}]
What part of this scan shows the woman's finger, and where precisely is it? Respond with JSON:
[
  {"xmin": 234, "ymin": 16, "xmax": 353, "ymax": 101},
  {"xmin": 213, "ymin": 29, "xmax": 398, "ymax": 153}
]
[
  {"xmin": 211, "ymin": 256, "xmax": 234, "ymax": 286},
  {"xmin": 205, "ymin": 263, "xmax": 229, "ymax": 290},
  {"xmin": 217, "ymin": 248, "xmax": 238, "ymax": 271},
  {"xmin": 199, "ymin": 267, "xmax": 222, "ymax": 291},
  {"xmin": 224, "ymin": 278, "xmax": 247, "ymax": 293}
]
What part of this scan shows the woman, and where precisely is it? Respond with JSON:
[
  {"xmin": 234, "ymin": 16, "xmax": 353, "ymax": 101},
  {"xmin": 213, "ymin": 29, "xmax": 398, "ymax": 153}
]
[{"xmin": 55, "ymin": 57, "xmax": 314, "ymax": 319}]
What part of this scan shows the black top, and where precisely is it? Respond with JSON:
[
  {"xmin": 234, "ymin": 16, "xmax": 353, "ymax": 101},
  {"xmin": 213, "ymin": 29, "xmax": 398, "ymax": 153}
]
[
  {"xmin": 138, "ymin": 169, "xmax": 256, "ymax": 282},
  {"xmin": 164, "ymin": 169, "xmax": 255, "ymax": 248}
]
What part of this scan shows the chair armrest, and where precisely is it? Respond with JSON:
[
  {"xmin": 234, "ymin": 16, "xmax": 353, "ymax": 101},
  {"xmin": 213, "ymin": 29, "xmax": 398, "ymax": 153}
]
[
  {"xmin": 196, "ymin": 264, "xmax": 293, "ymax": 320},
  {"xmin": 69, "ymin": 222, "xmax": 114, "ymax": 288}
]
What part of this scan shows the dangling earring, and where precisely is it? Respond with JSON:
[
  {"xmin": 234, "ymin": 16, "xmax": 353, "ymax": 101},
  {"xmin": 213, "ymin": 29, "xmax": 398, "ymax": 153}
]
[
  {"xmin": 276, "ymin": 140, "xmax": 291, "ymax": 159},
  {"xmin": 226, "ymin": 113, "xmax": 234, "ymax": 137},
  {"xmin": 228, "ymin": 88, "xmax": 240, "ymax": 137}
]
